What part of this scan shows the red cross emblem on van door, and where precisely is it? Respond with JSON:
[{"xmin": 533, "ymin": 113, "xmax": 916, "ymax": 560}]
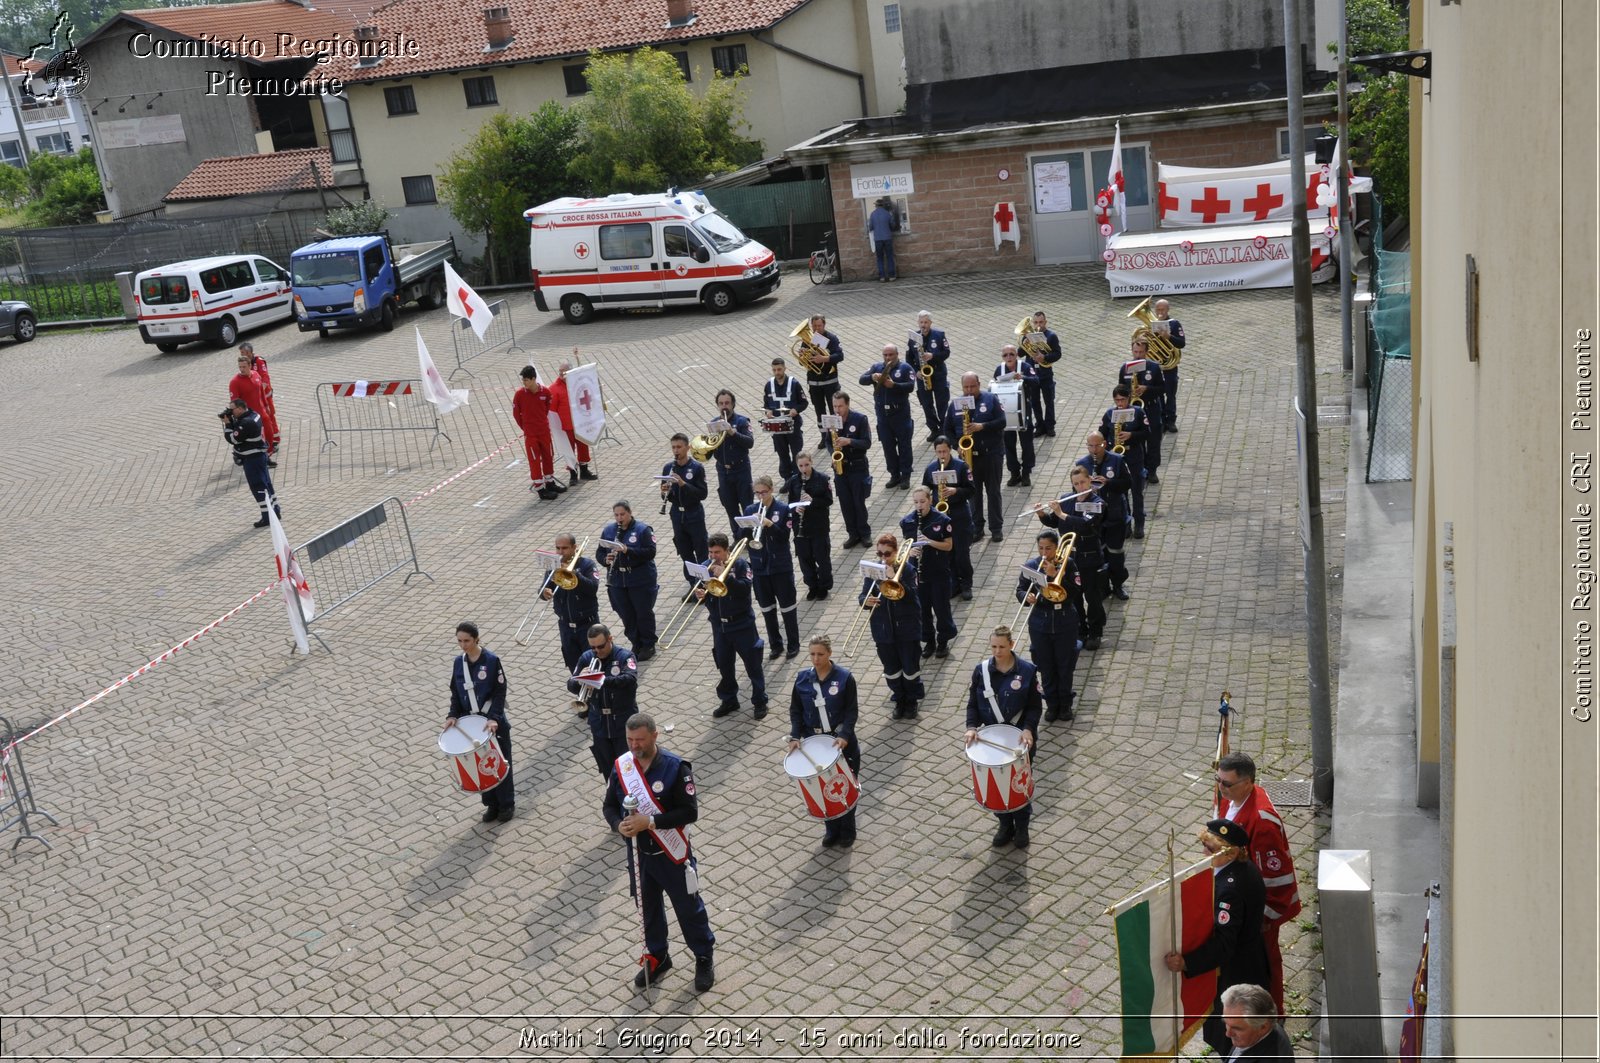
[
  {"xmin": 673, "ymin": 262, "xmax": 689, "ymax": 277},
  {"xmin": 574, "ymin": 242, "xmax": 590, "ymax": 259}
]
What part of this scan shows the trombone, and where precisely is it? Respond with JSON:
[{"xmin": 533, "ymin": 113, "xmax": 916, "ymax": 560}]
[
  {"xmin": 661, "ymin": 538, "xmax": 751, "ymax": 648},
  {"xmin": 1011, "ymin": 532, "xmax": 1077, "ymax": 628},
  {"xmin": 843, "ymin": 542, "xmax": 911, "ymax": 657},
  {"xmin": 513, "ymin": 537, "xmax": 588, "ymax": 645}
]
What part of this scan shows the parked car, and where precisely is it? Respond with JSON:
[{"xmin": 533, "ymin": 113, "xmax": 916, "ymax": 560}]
[
  {"xmin": 134, "ymin": 255, "xmax": 294, "ymax": 351},
  {"xmin": 291, "ymin": 233, "xmax": 455, "ymax": 336},
  {"xmin": 1, "ymin": 299, "xmax": 36, "ymax": 343}
]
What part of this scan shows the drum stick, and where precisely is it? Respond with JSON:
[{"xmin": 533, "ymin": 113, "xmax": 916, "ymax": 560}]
[{"xmin": 971, "ymin": 734, "xmax": 1026, "ymax": 759}]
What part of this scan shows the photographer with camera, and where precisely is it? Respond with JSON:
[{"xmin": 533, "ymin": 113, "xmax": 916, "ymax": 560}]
[{"xmin": 220, "ymin": 398, "xmax": 282, "ymax": 528}]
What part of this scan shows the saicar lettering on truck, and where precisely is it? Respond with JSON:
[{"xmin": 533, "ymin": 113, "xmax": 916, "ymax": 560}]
[{"xmin": 291, "ymin": 233, "xmax": 457, "ymax": 337}]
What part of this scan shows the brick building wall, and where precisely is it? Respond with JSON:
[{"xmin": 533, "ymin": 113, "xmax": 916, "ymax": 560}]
[{"xmin": 826, "ymin": 116, "xmax": 1308, "ymax": 282}]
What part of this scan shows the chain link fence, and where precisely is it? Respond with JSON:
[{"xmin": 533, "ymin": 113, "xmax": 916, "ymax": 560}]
[
  {"xmin": 704, "ymin": 180, "xmax": 831, "ymax": 262},
  {"xmin": 1365, "ymin": 195, "xmax": 1413, "ymax": 483}
]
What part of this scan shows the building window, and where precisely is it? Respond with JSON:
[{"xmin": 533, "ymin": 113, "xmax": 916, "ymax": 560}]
[
  {"xmin": 711, "ymin": 44, "xmax": 748, "ymax": 77},
  {"xmin": 463, "ymin": 76, "xmax": 497, "ymax": 107},
  {"xmin": 384, "ymin": 85, "xmax": 417, "ymax": 115},
  {"xmin": 1277, "ymin": 126, "xmax": 1327, "ymax": 158},
  {"xmin": 598, "ymin": 222, "xmax": 654, "ymax": 260},
  {"xmin": 864, "ymin": 195, "xmax": 911, "ymax": 235},
  {"xmin": 672, "ymin": 51, "xmax": 691, "ymax": 82},
  {"xmin": 402, "ymin": 174, "xmax": 437, "ymax": 204},
  {"xmin": 563, "ymin": 65, "xmax": 589, "ymax": 96},
  {"xmin": 884, "ymin": 3, "xmax": 901, "ymax": 33},
  {"xmin": 35, "ymin": 131, "xmax": 71, "ymax": 154},
  {"xmin": 0, "ymin": 140, "xmax": 22, "ymax": 166}
]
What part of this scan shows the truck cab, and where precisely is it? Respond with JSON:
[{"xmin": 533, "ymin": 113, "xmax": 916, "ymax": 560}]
[{"xmin": 291, "ymin": 233, "xmax": 454, "ymax": 337}]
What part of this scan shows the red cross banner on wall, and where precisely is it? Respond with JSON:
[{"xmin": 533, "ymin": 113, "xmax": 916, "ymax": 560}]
[
  {"xmin": 1156, "ymin": 154, "xmax": 1332, "ymax": 229},
  {"xmin": 993, "ymin": 202, "xmax": 1020, "ymax": 250}
]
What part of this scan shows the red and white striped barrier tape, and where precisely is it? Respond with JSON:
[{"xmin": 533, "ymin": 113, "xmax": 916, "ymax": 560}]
[
  {"xmin": 331, "ymin": 381, "xmax": 415, "ymax": 398},
  {"xmin": 2, "ymin": 581, "xmax": 279, "ymax": 753},
  {"xmin": 402, "ymin": 440, "xmax": 517, "ymax": 508}
]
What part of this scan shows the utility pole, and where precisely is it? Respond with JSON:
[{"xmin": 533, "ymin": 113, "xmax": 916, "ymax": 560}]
[
  {"xmin": 1, "ymin": 54, "xmax": 36, "ymax": 167},
  {"xmin": 1337, "ymin": 0, "xmax": 1355, "ymax": 373},
  {"xmin": 1283, "ymin": 0, "xmax": 1335, "ymax": 805}
]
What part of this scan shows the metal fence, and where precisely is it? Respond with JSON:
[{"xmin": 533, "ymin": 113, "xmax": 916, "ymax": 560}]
[
  {"xmin": 1365, "ymin": 214, "xmax": 1413, "ymax": 483},
  {"xmin": 296, "ymin": 497, "xmax": 432, "ymax": 650},
  {"xmin": 1, "ymin": 716, "xmax": 58, "ymax": 851},
  {"xmin": 449, "ymin": 299, "xmax": 525, "ymax": 379},
  {"xmin": 704, "ymin": 180, "xmax": 832, "ymax": 261},
  {"xmin": 315, "ymin": 379, "xmax": 451, "ymax": 452}
]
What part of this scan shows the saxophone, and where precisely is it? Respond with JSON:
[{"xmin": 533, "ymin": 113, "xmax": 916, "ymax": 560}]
[
  {"xmin": 935, "ymin": 458, "xmax": 950, "ymax": 514},
  {"xmin": 832, "ymin": 428, "xmax": 846, "ymax": 476},
  {"xmin": 958, "ymin": 406, "xmax": 974, "ymax": 466}
]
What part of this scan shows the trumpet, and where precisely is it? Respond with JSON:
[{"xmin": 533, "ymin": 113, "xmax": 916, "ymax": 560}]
[
  {"xmin": 1014, "ymin": 315, "xmax": 1051, "ymax": 364},
  {"xmin": 1012, "ymin": 490, "xmax": 1092, "ymax": 523},
  {"xmin": 1129, "ymin": 296, "xmax": 1182, "ymax": 371},
  {"xmin": 789, "ymin": 320, "xmax": 828, "ymax": 374},
  {"xmin": 958, "ymin": 405, "xmax": 975, "ymax": 466},
  {"xmin": 1011, "ymin": 532, "xmax": 1077, "ymax": 628},
  {"xmin": 661, "ymin": 539, "xmax": 751, "ymax": 649}
]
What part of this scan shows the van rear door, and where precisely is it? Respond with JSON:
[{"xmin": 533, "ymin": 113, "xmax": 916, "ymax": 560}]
[
  {"xmin": 596, "ymin": 221, "xmax": 659, "ymax": 305},
  {"xmin": 137, "ymin": 272, "xmax": 196, "ymax": 341}
]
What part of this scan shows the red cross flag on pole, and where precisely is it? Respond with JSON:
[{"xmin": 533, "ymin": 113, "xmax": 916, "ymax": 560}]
[
  {"xmin": 267, "ymin": 503, "xmax": 314, "ymax": 655},
  {"xmin": 565, "ymin": 362, "xmax": 607, "ymax": 445},
  {"xmin": 444, "ymin": 260, "xmax": 493, "ymax": 342},
  {"xmin": 993, "ymin": 202, "xmax": 1020, "ymax": 250},
  {"xmin": 417, "ymin": 327, "xmax": 470, "ymax": 416},
  {"xmin": 1108, "ymin": 120, "xmax": 1127, "ymax": 232}
]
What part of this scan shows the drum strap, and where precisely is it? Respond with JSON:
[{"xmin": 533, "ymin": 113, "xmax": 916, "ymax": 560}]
[
  {"xmin": 808, "ymin": 670, "xmax": 833, "ymax": 733},
  {"xmin": 616, "ymin": 752, "xmax": 690, "ymax": 864},
  {"xmin": 459, "ymin": 656, "xmax": 482, "ymax": 716},
  {"xmin": 979, "ymin": 658, "xmax": 1009, "ymax": 725}
]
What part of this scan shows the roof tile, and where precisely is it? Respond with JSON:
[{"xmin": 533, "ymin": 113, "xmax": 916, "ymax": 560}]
[
  {"xmin": 164, "ymin": 147, "xmax": 335, "ymax": 202},
  {"xmin": 115, "ymin": 1, "xmax": 359, "ymax": 58}
]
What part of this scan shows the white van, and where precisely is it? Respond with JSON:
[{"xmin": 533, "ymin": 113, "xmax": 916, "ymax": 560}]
[
  {"xmin": 525, "ymin": 191, "xmax": 780, "ymax": 324},
  {"xmin": 134, "ymin": 254, "xmax": 294, "ymax": 352}
]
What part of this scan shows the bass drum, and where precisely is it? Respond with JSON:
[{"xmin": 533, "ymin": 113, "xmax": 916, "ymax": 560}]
[{"xmin": 991, "ymin": 379, "xmax": 1025, "ymax": 432}]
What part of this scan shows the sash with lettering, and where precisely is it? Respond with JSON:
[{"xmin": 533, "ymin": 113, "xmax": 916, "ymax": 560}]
[{"xmin": 615, "ymin": 751, "xmax": 691, "ymax": 863}]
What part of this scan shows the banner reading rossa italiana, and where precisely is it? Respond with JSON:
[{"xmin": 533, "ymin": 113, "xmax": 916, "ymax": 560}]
[{"xmin": 1104, "ymin": 221, "xmax": 1335, "ymax": 297}]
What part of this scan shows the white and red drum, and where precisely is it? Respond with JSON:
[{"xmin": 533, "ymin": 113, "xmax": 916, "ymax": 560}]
[
  {"xmin": 761, "ymin": 416, "xmax": 793, "ymax": 434},
  {"xmin": 783, "ymin": 735, "xmax": 860, "ymax": 820},
  {"xmin": 992, "ymin": 379, "xmax": 1025, "ymax": 432},
  {"xmin": 966, "ymin": 723, "xmax": 1034, "ymax": 812},
  {"xmin": 438, "ymin": 715, "xmax": 510, "ymax": 794}
]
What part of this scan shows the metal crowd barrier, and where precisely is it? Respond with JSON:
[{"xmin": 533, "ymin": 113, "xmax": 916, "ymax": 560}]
[
  {"xmin": 449, "ymin": 299, "xmax": 525, "ymax": 379},
  {"xmin": 0, "ymin": 715, "xmax": 58, "ymax": 851},
  {"xmin": 295, "ymin": 496, "xmax": 433, "ymax": 652},
  {"xmin": 314, "ymin": 379, "xmax": 451, "ymax": 453}
]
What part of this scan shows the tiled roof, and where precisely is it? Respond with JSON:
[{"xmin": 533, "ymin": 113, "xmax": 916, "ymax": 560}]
[
  {"xmin": 336, "ymin": 0, "xmax": 809, "ymax": 82},
  {"xmin": 87, "ymin": 2, "xmax": 358, "ymax": 56},
  {"xmin": 165, "ymin": 147, "xmax": 334, "ymax": 202},
  {"xmin": 2, "ymin": 54, "xmax": 41, "ymax": 77}
]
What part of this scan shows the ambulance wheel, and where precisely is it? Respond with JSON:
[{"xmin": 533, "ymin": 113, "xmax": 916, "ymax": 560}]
[
  {"xmin": 215, "ymin": 316, "xmax": 238, "ymax": 347},
  {"xmin": 379, "ymin": 300, "xmax": 396, "ymax": 331},
  {"xmin": 702, "ymin": 284, "xmax": 736, "ymax": 315},
  {"xmin": 561, "ymin": 294, "xmax": 594, "ymax": 325},
  {"xmin": 156, "ymin": 341, "xmax": 180, "ymax": 353},
  {"xmin": 421, "ymin": 276, "xmax": 445, "ymax": 310}
]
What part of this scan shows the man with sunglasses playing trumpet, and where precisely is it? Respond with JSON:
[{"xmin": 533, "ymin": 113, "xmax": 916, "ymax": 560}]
[{"xmin": 858, "ymin": 532, "xmax": 924, "ymax": 719}]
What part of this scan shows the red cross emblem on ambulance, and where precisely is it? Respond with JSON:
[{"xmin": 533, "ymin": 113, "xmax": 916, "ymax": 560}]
[{"xmin": 574, "ymin": 242, "xmax": 590, "ymax": 259}]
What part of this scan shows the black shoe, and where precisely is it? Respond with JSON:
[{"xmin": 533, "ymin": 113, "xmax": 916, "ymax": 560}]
[
  {"xmin": 843, "ymin": 536, "xmax": 861, "ymax": 549},
  {"xmin": 232, "ymin": 454, "xmax": 243, "ymax": 467},
  {"xmin": 990, "ymin": 533, "xmax": 1003, "ymax": 543},
  {"xmin": 935, "ymin": 643, "xmax": 949, "ymax": 659},
  {"xmin": 903, "ymin": 704, "xmax": 919, "ymax": 719},
  {"xmin": 713, "ymin": 703, "xmax": 739, "ymax": 718},
  {"xmin": 1084, "ymin": 637, "xmax": 1102, "ymax": 650},
  {"xmin": 992, "ymin": 822, "xmax": 1015, "ymax": 848},
  {"xmin": 785, "ymin": 644, "xmax": 799, "ymax": 659},
  {"xmin": 1041, "ymin": 427, "xmax": 1056, "ymax": 437},
  {"xmin": 569, "ymin": 470, "xmax": 579, "ymax": 486},
  {"xmin": 769, "ymin": 644, "xmax": 783, "ymax": 661},
  {"xmin": 1014, "ymin": 822, "xmax": 1030, "ymax": 849},
  {"xmin": 1147, "ymin": 473, "xmax": 1160, "ymax": 485},
  {"xmin": 921, "ymin": 643, "xmax": 936, "ymax": 660},
  {"xmin": 580, "ymin": 465, "xmax": 599, "ymax": 481},
  {"xmin": 481, "ymin": 807, "xmax": 500, "ymax": 823},
  {"xmin": 959, "ymin": 588, "xmax": 972, "ymax": 602},
  {"xmin": 1045, "ymin": 705, "xmax": 1061, "ymax": 723},
  {"xmin": 1020, "ymin": 474, "xmax": 1031, "ymax": 487},
  {"xmin": 266, "ymin": 459, "xmax": 278, "ymax": 468},
  {"xmin": 837, "ymin": 833, "xmax": 855, "ymax": 848},
  {"xmin": 925, "ymin": 430, "xmax": 939, "ymax": 443},
  {"xmin": 1113, "ymin": 587, "xmax": 1130, "ymax": 601},
  {"xmin": 548, "ymin": 479, "xmax": 567, "ymax": 494},
  {"xmin": 694, "ymin": 956, "xmax": 716, "ymax": 992},
  {"xmin": 636, "ymin": 647, "xmax": 657, "ymax": 661},
  {"xmin": 537, "ymin": 487, "xmax": 557, "ymax": 501},
  {"xmin": 817, "ymin": 589, "xmax": 831, "ymax": 599},
  {"xmin": 1164, "ymin": 424, "xmax": 1178, "ymax": 434},
  {"xmin": 498, "ymin": 806, "xmax": 515, "ymax": 822},
  {"xmin": 1132, "ymin": 527, "xmax": 1145, "ymax": 540},
  {"xmin": 822, "ymin": 832, "xmax": 839, "ymax": 848},
  {"xmin": 753, "ymin": 702, "xmax": 769, "ymax": 720},
  {"xmin": 634, "ymin": 954, "xmax": 673, "ymax": 988},
  {"xmin": 1006, "ymin": 472, "xmax": 1022, "ymax": 487},
  {"xmin": 899, "ymin": 479, "xmax": 911, "ymax": 490},
  {"xmin": 253, "ymin": 516, "xmax": 271, "ymax": 528},
  {"xmin": 804, "ymin": 588, "xmax": 819, "ymax": 601}
]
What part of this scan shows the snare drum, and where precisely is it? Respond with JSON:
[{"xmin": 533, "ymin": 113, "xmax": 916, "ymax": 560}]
[
  {"xmin": 438, "ymin": 715, "xmax": 510, "ymax": 794},
  {"xmin": 992, "ymin": 379, "xmax": 1025, "ymax": 431},
  {"xmin": 783, "ymin": 735, "xmax": 860, "ymax": 820},
  {"xmin": 965, "ymin": 723, "xmax": 1033, "ymax": 812},
  {"xmin": 761, "ymin": 416, "xmax": 793, "ymax": 434}
]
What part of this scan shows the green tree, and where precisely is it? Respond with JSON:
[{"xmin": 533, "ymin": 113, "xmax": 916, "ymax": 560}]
[
  {"xmin": 439, "ymin": 102, "xmax": 580, "ymax": 284},
  {"xmin": 323, "ymin": 198, "xmax": 393, "ymax": 236},
  {"xmin": 0, "ymin": 163, "xmax": 28, "ymax": 211},
  {"xmin": 1344, "ymin": 0, "xmax": 1410, "ymax": 221},
  {"xmin": 23, "ymin": 148, "xmax": 105, "ymax": 225},
  {"xmin": 568, "ymin": 47, "xmax": 761, "ymax": 195}
]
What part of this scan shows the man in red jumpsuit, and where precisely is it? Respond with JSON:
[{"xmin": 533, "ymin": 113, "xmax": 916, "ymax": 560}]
[
  {"xmin": 239, "ymin": 342, "xmax": 278, "ymax": 441},
  {"xmin": 514, "ymin": 365, "xmax": 564, "ymax": 500},
  {"xmin": 1216, "ymin": 751, "xmax": 1302, "ymax": 1018},
  {"xmin": 549, "ymin": 354, "xmax": 598, "ymax": 487},
  {"xmin": 230, "ymin": 351, "xmax": 280, "ymax": 462}
]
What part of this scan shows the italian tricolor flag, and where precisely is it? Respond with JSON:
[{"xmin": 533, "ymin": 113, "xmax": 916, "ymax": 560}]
[{"xmin": 1108, "ymin": 855, "xmax": 1219, "ymax": 1060}]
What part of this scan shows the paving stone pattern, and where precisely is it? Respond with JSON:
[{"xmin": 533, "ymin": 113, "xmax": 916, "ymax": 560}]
[{"xmin": 0, "ymin": 265, "xmax": 1348, "ymax": 1060}]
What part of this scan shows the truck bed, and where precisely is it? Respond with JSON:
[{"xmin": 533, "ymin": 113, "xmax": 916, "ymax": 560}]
[{"xmin": 392, "ymin": 237, "xmax": 455, "ymax": 285}]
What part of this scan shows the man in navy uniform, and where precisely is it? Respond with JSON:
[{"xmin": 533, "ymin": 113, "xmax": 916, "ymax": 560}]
[
  {"xmin": 802, "ymin": 313, "xmax": 845, "ymax": 437},
  {"xmin": 698, "ymin": 533, "xmax": 769, "ymax": 719},
  {"xmin": 745, "ymin": 476, "xmax": 801, "ymax": 660},
  {"xmin": 994, "ymin": 344, "xmax": 1037, "ymax": 488},
  {"xmin": 661, "ymin": 433, "xmax": 709, "ymax": 585},
  {"xmin": 1153, "ymin": 298, "xmax": 1187, "ymax": 432},
  {"xmin": 1118, "ymin": 339, "xmax": 1166, "ymax": 482},
  {"xmin": 1101, "ymin": 384, "xmax": 1152, "ymax": 540},
  {"xmin": 1022, "ymin": 309, "xmax": 1062, "ymax": 436},
  {"xmin": 220, "ymin": 398, "xmax": 281, "ymax": 527},
  {"xmin": 1164, "ymin": 818, "xmax": 1270, "ymax": 1056},
  {"xmin": 1077, "ymin": 432, "xmax": 1133, "ymax": 600},
  {"xmin": 859, "ymin": 343, "xmax": 917, "ymax": 489},
  {"xmin": 568, "ymin": 623, "xmax": 638, "ymax": 778},
  {"xmin": 603, "ymin": 713, "xmax": 716, "ymax": 993},
  {"xmin": 787, "ymin": 635, "xmax": 860, "ymax": 848},
  {"xmin": 830, "ymin": 391, "xmax": 874, "ymax": 548},
  {"xmin": 763, "ymin": 357, "xmax": 808, "ymax": 482},
  {"xmin": 785, "ymin": 451, "xmax": 834, "ymax": 600},
  {"xmin": 444, "ymin": 621, "xmax": 513, "ymax": 823},
  {"xmin": 1040, "ymin": 466, "xmax": 1107, "ymax": 649},
  {"xmin": 964, "ymin": 626, "xmax": 1042, "ymax": 848},
  {"xmin": 860, "ymin": 532, "xmax": 923, "ymax": 719},
  {"xmin": 710, "ymin": 389, "xmax": 756, "ymax": 534},
  {"xmin": 1017, "ymin": 529, "xmax": 1083, "ymax": 723},
  {"xmin": 942, "ymin": 372, "xmax": 1007, "ymax": 542},
  {"xmin": 902, "ymin": 486, "xmax": 956, "ymax": 660},
  {"xmin": 923, "ymin": 437, "xmax": 976, "ymax": 600},
  {"xmin": 597, "ymin": 501, "xmax": 660, "ymax": 660},
  {"xmin": 908, "ymin": 309, "xmax": 952, "ymax": 442},
  {"xmin": 541, "ymin": 532, "xmax": 602, "ymax": 706}
]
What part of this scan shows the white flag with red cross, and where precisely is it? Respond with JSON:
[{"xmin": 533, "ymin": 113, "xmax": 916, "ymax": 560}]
[
  {"xmin": 417, "ymin": 327, "xmax": 469, "ymax": 415},
  {"xmin": 444, "ymin": 261, "xmax": 493, "ymax": 342},
  {"xmin": 267, "ymin": 503, "xmax": 314, "ymax": 654},
  {"xmin": 564, "ymin": 362, "xmax": 607, "ymax": 445},
  {"xmin": 1109, "ymin": 121, "xmax": 1127, "ymax": 232},
  {"xmin": 993, "ymin": 202, "xmax": 1020, "ymax": 250}
]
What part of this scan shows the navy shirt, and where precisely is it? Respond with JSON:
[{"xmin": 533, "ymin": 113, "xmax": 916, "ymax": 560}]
[
  {"xmin": 784, "ymin": 469, "xmax": 833, "ymax": 537},
  {"xmin": 703, "ymin": 556, "xmax": 757, "ymax": 632},
  {"xmin": 448, "ymin": 648, "xmax": 508, "ymax": 726},
  {"xmin": 713, "ymin": 412, "xmax": 756, "ymax": 478},
  {"xmin": 744, "ymin": 499, "xmax": 794, "ymax": 574},
  {"xmin": 602, "ymin": 749, "xmax": 698, "ymax": 857},
  {"xmin": 907, "ymin": 327, "xmax": 951, "ymax": 390},
  {"xmin": 833, "ymin": 410, "xmax": 873, "ymax": 472},
  {"xmin": 804, "ymin": 330, "xmax": 845, "ymax": 384},
  {"xmin": 1117, "ymin": 357, "xmax": 1165, "ymax": 405},
  {"xmin": 861, "ymin": 559, "xmax": 920, "ymax": 641},
  {"xmin": 568, "ymin": 644, "xmax": 639, "ymax": 716},
  {"xmin": 789, "ymin": 665, "xmax": 859, "ymax": 744},
  {"xmin": 597, "ymin": 518, "xmax": 658, "ymax": 588},
  {"xmin": 899, "ymin": 509, "xmax": 954, "ymax": 577},
  {"xmin": 943, "ymin": 392, "xmax": 1006, "ymax": 458},
  {"xmin": 551, "ymin": 556, "xmax": 602, "ymax": 624},
  {"xmin": 859, "ymin": 359, "xmax": 917, "ymax": 413},
  {"xmin": 661, "ymin": 457, "xmax": 709, "ymax": 511},
  {"xmin": 965, "ymin": 655, "xmax": 1044, "ymax": 733},
  {"xmin": 922, "ymin": 455, "xmax": 974, "ymax": 517}
]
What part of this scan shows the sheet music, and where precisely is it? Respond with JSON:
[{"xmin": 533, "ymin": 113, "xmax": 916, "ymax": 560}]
[
  {"xmin": 858, "ymin": 560, "xmax": 890, "ymax": 579},
  {"xmin": 1020, "ymin": 563, "xmax": 1050, "ymax": 586},
  {"xmin": 651, "ymin": 474, "xmax": 677, "ymax": 483},
  {"xmin": 957, "ymin": 395, "xmax": 975, "ymax": 411},
  {"xmin": 707, "ymin": 418, "xmax": 731, "ymax": 434},
  {"xmin": 819, "ymin": 414, "xmax": 843, "ymax": 431},
  {"xmin": 789, "ymin": 499, "xmax": 813, "ymax": 510},
  {"xmin": 1025, "ymin": 331, "xmax": 1047, "ymax": 346},
  {"xmin": 598, "ymin": 538, "xmax": 624, "ymax": 551},
  {"xmin": 1111, "ymin": 408, "xmax": 1136, "ymax": 424},
  {"xmin": 573, "ymin": 671, "xmax": 605, "ymax": 690},
  {"xmin": 1076, "ymin": 501, "xmax": 1103, "ymax": 514},
  {"xmin": 534, "ymin": 549, "xmax": 561, "ymax": 569},
  {"xmin": 733, "ymin": 514, "xmax": 762, "ymax": 528},
  {"xmin": 685, "ymin": 560, "xmax": 713, "ymax": 581},
  {"xmin": 932, "ymin": 469, "xmax": 957, "ymax": 486}
]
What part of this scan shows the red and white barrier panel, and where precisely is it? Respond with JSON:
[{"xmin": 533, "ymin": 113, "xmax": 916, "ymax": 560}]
[{"xmin": 331, "ymin": 381, "xmax": 415, "ymax": 398}]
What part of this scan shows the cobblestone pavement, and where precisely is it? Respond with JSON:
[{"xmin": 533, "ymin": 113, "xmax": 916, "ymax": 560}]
[{"xmin": 1, "ymin": 264, "xmax": 1347, "ymax": 1060}]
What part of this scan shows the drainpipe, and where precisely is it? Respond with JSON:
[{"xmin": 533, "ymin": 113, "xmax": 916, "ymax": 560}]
[{"xmin": 750, "ymin": 32, "xmax": 868, "ymax": 117}]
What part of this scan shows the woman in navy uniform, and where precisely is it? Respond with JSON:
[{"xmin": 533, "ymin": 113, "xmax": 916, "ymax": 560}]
[
  {"xmin": 567, "ymin": 623, "xmax": 639, "ymax": 778},
  {"xmin": 444, "ymin": 621, "xmax": 514, "ymax": 823},
  {"xmin": 901, "ymin": 486, "xmax": 956, "ymax": 659},
  {"xmin": 830, "ymin": 391, "xmax": 874, "ymax": 548},
  {"xmin": 661, "ymin": 433, "xmax": 709, "ymax": 586},
  {"xmin": 859, "ymin": 343, "xmax": 917, "ymax": 489},
  {"xmin": 1017, "ymin": 529, "xmax": 1083, "ymax": 723},
  {"xmin": 1077, "ymin": 432, "xmax": 1133, "ymax": 599},
  {"xmin": 860, "ymin": 532, "xmax": 923, "ymax": 719},
  {"xmin": 763, "ymin": 358, "xmax": 808, "ymax": 482},
  {"xmin": 711, "ymin": 389, "xmax": 756, "ymax": 533},
  {"xmin": 597, "ymin": 501, "xmax": 660, "ymax": 660},
  {"xmin": 787, "ymin": 636, "xmax": 860, "ymax": 848},
  {"xmin": 1041, "ymin": 465, "xmax": 1107, "ymax": 649},
  {"xmin": 923, "ymin": 437, "xmax": 976, "ymax": 599},
  {"xmin": 603, "ymin": 713, "xmax": 717, "ymax": 993},
  {"xmin": 698, "ymin": 533, "xmax": 769, "ymax": 719},
  {"xmin": 785, "ymin": 451, "xmax": 834, "ymax": 600},
  {"xmin": 1117, "ymin": 338, "xmax": 1166, "ymax": 481},
  {"xmin": 745, "ymin": 476, "xmax": 800, "ymax": 660},
  {"xmin": 908, "ymin": 310, "xmax": 951, "ymax": 441},
  {"xmin": 964, "ymin": 626, "xmax": 1042, "ymax": 848},
  {"xmin": 542, "ymin": 532, "xmax": 601, "ymax": 683},
  {"xmin": 994, "ymin": 345, "xmax": 1038, "ymax": 488},
  {"xmin": 802, "ymin": 313, "xmax": 845, "ymax": 436}
]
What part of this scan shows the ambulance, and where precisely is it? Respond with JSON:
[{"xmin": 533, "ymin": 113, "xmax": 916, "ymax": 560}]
[{"xmin": 525, "ymin": 191, "xmax": 780, "ymax": 324}]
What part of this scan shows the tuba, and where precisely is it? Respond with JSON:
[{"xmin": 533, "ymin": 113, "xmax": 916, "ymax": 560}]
[
  {"xmin": 789, "ymin": 320, "xmax": 827, "ymax": 374},
  {"xmin": 1129, "ymin": 296, "xmax": 1182, "ymax": 371},
  {"xmin": 1015, "ymin": 316, "xmax": 1051, "ymax": 364}
]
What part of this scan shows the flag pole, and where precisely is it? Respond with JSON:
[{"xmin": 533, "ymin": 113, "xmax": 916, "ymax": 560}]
[{"xmin": 1168, "ymin": 828, "xmax": 1179, "ymax": 1059}]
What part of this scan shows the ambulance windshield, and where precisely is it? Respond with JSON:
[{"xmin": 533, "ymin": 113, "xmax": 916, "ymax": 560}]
[{"xmin": 693, "ymin": 213, "xmax": 750, "ymax": 254}]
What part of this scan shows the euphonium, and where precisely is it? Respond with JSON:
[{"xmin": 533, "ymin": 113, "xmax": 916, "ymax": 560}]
[
  {"xmin": 1014, "ymin": 315, "xmax": 1050, "ymax": 363},
  {"xmin": 704, "ymin": 538, "xmax": 750, "ymax": 598},
  {"xmin": 1128, "ymin": 296, "xmax": 1182, "ymax": 371},
  {"xmin": 958, "ymin": 406, "xmax": 975, "ymax": 466},
  {"xmin": 789, "ymin": 319, "xmax": 826, "ymax": 374},
  {"xmin": 879, "ymin": 541, "xmax": 914, "ymax": 601}
]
